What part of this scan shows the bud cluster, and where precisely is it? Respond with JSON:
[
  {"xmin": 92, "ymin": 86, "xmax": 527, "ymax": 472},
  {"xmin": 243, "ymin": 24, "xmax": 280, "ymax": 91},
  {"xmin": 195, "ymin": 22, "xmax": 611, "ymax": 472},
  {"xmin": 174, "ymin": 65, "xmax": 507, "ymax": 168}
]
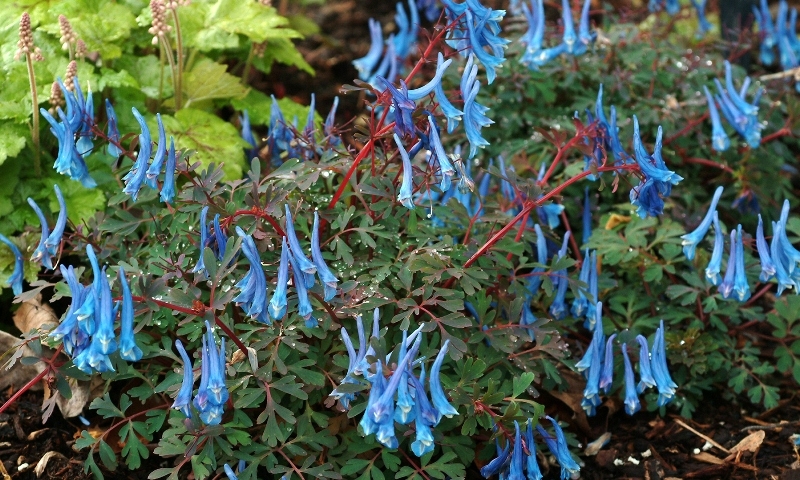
[
  {"xmin": 148, "ymin": 0, "xmax": 172, "ymax": 45},
  {"xmin": 15, "ymin": 13, "xmax": 44, "ymax": 62},
  {"xmin": 58, "ymin": 15, "xmax": 77, "ymax": 51}
]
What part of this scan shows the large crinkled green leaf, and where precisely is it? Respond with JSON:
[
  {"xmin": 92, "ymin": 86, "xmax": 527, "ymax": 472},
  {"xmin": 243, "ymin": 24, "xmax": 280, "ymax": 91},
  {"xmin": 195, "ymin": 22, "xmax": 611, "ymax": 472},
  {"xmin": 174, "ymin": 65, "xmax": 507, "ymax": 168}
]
[
  {"xmin": 0, "ymin": 122, "xmax": 28, "ymax": 166},
  {"xmin": 180, "ymin": 0, "xmax": 301, "ymax": 51},
  {"xmin": 160, "ymin": 108, "xmax": 249, "ymax": 180},
  {"xmin": 115, "ymin": 55, "xmax": 171, "ymax": 100},
  {"xmin": 183, "ymin": 58, "xmax": 248, "ymax": 107},
  {"xmin": 252, "ymin": 37, "xmax": 314, "ymax": 75}
]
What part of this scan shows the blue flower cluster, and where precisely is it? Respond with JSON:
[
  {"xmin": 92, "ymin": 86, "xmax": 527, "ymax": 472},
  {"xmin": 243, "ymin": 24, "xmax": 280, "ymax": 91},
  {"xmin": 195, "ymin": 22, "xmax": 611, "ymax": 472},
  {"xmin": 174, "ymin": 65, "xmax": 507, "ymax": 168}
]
[
  {"xmin": 629, "ymin": 115, "xmax": 683, "ymax": 218},
  {"xmin": 232, "ymin": 207, "xmax": 338, "ymax": 327},
  {"xmin": 353, "ymin": 0, "xmax": 420, "ymax": 85},
  {"xmin": 480, "ymin": 417, "xmax": 579, "ymax": 480},
  {"xmin": 40, "ymin": 74, "xmax": 97, "ymax": 188},
  {"xmin": 442, "ymin": 0, "xmax": 508, "ymax": 84},
  {"xmin": 703, "ymin": 61, "xmax": 763, "ymax": 150},
  {"xmin": 330, "ymin": 311, "xmax": 458, "ymax": 457},
  {"xmin": 172, "ymin": 321, "xmax": 229, "ymax": 426},
  {"xmin": 577, "ymin": 307, "xmax": 677, "ymax": 416},
  {"xmin": 264, "ymin": 94, "xmax": 341, "ymax": 163},
  {"xmin": 685, "ymin": 187, "xmax": 800, "ymax": 299},
  {"xmin": 0, "ymin": 234, "xmax": 24, "ymax": 296},
  {"xmin": 519, "ymin": 0, "xmax": 596, "ymax": 70},
  {"xmin": 122, "ymin": 108, "xmax": 177, "ymax": 203},
  {"xmin": 648, "ymin": 0, "xmax": 679, "ymax": 15},
  {"xmin": 27, "ymin": 185, "xmax": 67, "ymax": 271},
  {"xmin": 753, "ymin": 0, "xmax": 800, "ymax": 83},
  {"xmin": 49, "ymin": 245, "xmax": 142, "ymax": 374}
]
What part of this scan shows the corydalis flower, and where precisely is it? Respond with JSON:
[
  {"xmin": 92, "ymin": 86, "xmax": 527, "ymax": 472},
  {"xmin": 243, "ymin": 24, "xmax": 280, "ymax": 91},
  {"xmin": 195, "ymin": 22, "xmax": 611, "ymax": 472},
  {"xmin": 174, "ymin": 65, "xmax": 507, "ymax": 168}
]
[
  {"xmin": 537, "ymin": 416, "xmax": 581, "ymax": 480},
  {"xmin": 234, "ymin": 227, "xmax": 269, "ymax": 324},
  {"xmin": 718, "ymin": 229, "xmax": 738, "ymax": 299},
  {"xmin": 651, "ymin": 320, "xmax": 677, "ymax": 406},
  {"xmin": 756, "ymin": 214, "xmax": 775, "ymax": 282},
  {"xmin": 105, "ymin": 99, "xmax": 123, "ymax": 158},
  {"xmin": 27, "ymin": 197, "xmax": 54, "ymax": 270},
  {"xmin": 621, "ymin": 343, "xmax": 641, "ymax": 415},
  {"xmin": 268, "ymin": 237, "xmax": 290, "ymax": 320},
  {"xmin": 123, "ymin": 108, "xmax": 152, "ymax": 201},
  {"xmin": 160, "ymin": 138, "xmax": 177, "ymax": 204},
  {"xmin": 705, "ymin": 211, "xmax": 725, "ymax": 286},
  {"xmin": 0, "ymin": 234, "xmax": 24, "ymax": 295},
  {"xmin": 395, "ymin": 133, "xmax": 415, "ymax": 209},
  {"xmin": 732, "ymin": 225, "xmax": 751, "ymax": 302},
  {"xmin": 311, "ymin": 212, "xmax": 339, "ymax": 301},
  {"xmin": 118, "ymin": 267, "xmax": 142, "ymax": 362},
  {"xmin": 703, "ymin": 86, "xmax": 730, "ymax": 152},
  {"xmin": 172, "ymin": 339, "xmax": 194, "ymax": 417},
  {"xmin": 681, "ymin": 186, "xmax": 724, "ymax": 261},
  {"xmin": 549, "ymin": 232, "xmax": 571, "ymax": 320},
  {"xmin": 429, "ymin": 340, "xmax": 458, "ymax": 421}
]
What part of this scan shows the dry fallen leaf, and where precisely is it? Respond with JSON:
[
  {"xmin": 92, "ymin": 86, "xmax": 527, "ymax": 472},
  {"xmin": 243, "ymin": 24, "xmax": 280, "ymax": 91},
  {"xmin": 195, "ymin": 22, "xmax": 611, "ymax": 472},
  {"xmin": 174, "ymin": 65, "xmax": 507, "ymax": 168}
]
[
  {"xmin": 12, "ymin": 294, "xmax": 58, "ymax": 335},
  {"xmin": 34, "ymin": 451, "xmax": 66, "ymax": 478},
  {"xmin": 729, "ymin": 430, "xmax": 765, "ymax": 454}
]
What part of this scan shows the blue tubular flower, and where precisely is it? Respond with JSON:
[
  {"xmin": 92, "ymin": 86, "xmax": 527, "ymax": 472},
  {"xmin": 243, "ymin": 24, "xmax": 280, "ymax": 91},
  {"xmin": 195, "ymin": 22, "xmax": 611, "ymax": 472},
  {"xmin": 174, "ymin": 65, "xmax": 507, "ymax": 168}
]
[
  {"xmin": 211, "ymin": 214, "xmax": 227, "ymax": 261},
  {"xmin": 324, "ymin": 97, "xmax": 340, "ymax": 147},
  {"xmin": 608, "ymin": 106, "xmax": 630, "ymax": 165},
  {"xmin": 480, "ymin": 439, "xmax": 511, "ymax": 478},
  {"xmin": 354, "ymin": 18, "xmax": 384, "ymax": 80},
  {"xmin": 379, "ymin": 77, "xmax": 416, "ymax": 138},
  {"xmin": 407, "ymin": 54, "xmax": 453, "ymax": 101},
  {"xmin": 585, "ymin": 251, "xmax": 599, "ymax": 325},
  {"xmin": 395, "ymin": 133, "xmax": 416, "ymax": 209},
  {"xmin": 777, "ymin": 200, "xmax": 800, "ymax": 275},
  {"xmin": 359, "ymin": 361, "xmax": 386, "ymax": 436},
  {"xmin": 284, "ymin": 204, "xmax": 317, "ymax": 285},
  {"xmin": 45, "ymin": 185, "xmax": 67, "ymax": 259},
  {"xmin": 522, "ymin": 43, "xmax": 568, "ymax": 70},
  {"xmin": 537, "ymin": 416, "xmax": 581, "ymax": 480},
  {"xmin": 652, "ymin": 320, "xmax": 677, "ymax": 406},
  {"xmin": 691, "ymin": 0, "xmax": 711, "ymax": 37},
  {"xmin": 311, "ymin": 212, "xmax": 338, "ymax": 301},
  {"xmin": 635, "ymin": 334, "xmax": 656, "ymax": 393},
  {"xmin": 599, "ymin": 333, "xmax": 617, "ymax": 394},
  {"xmin": 526, "ymin": 224, "xmax": 548, "ymax": 296},
  {"xmin": 508, "ymin": 421, "xmax": 524, "ymax": 479},
  {"xmin": 520, "ymin": 0, "xmax": 545, "ymax": 53},
  {"xmin": 681, "ymin": 186, "xmax": 724, "ymax": 261},
  {"xmin": 583, "ymin": 188, "xmax": 592, "ymax": 244},
  {"xmin": 192, "ymin": 206, "xmax": 210, "ymax": 276},
  {"xmin": 394, "ymin": 335, "xmax": 415, "ymax": 425},
  {"xmin": 705, "ymin": 212, "xmax": 725, "ymax": 286},
  {"xmin": 756, "ymin": 215, "xmax": 776, "ymax": 282},
  {"xmin": 560, "ymin": 0, "xmax": 577, "ymax": 54},
  {"xmin": 74, "ymin": 245, "xmax": 102, "ymax": 333},
  {"xmin": 733, "ymin": 225, "xmax": 751, "ymax": 302},
  {"xmin": 461, "ymin": 60, "xmax": 492, "ymax": 158},
  {"xmin": 0, "ymin": 234, "xmax": 23, "ymax": 295},
  {"xmin": 50, "ymin": 266, "xmax": 87, "ymax": 355},
  {"xmin": 223, "ymin": 464, "xmax": 238, "ymax": 480},
  {"xmin": 549, "ymin": 232, "xmax": 571, "ymax": 320},
  {"xmin": 118, "ymin": 268, "xmax": 142, "ymax": 362},
  {"xmin": 621, "ymin": 343, "xmax": 641, "ymax": 415},
  {"xmin": 172, "ymin": 339, "xmax": 194, "ymax": 417},
  {"xmin": 193, "ymin": 334, "xmax": 211, "ymax": 414},
  {"xmin": 27, "ymin": 197, "xmax": 53, "ymax": 270},
  {"xmin": 463, "ymin": 8, "xmax": 507, "ymax": 85},
  {"xmin": 234, "ymin": 227, "xmax": 269, "ymax": 323},
  {"xmin": 160, "ymin": 138, "xmax": 177, "ymax": 204},
  {"xmin": 123, "ymin": 108, "xmax": 152, "ymax": 201},
  {"xmin": 240, "ymin": 110, "xmax": 258, "ymax": 159},
  {"xmin": 94, "ymin": 268, "xmax": 116, "ymax": 356},
  {"xmin": 434, "ymin": 80, "xmax": 463, "ymax": 134},
  {"xmin": 571, "ymin": 249, "xmax": 591, "ymax": 319},
  {"xmin": 771, "ymin": 221, "xmax": 797, "ymax": 295},
  {"xmin": 718, "ymin": 229, "xmax": 737, "ymax": 299},
  {"xmin": 289, "ymin": 248, "xmax": 315, "ymax": 320},
  {"xmin": 724, "ymin": 61, "xmax": 758, "ymax": 116},
  {"xmin": 666, "ymin": 0, "xmax": 680, "ymax": 14},
  {"xmin": 268, "ymin": 237, "xmax": 290, "ymax": 320},
  {"xmin": 632, "ymin": 116, "xmax": 683, "ymax": 186},
  {"xmin": 204, "ymin": 321, "xmax": 229, "ymax": 407},
  {"xmin": 578, "ymin": 0, "xmax": 596, "ymax": 51},
  {"xmin": 410, "ymin": 389, "xmax": 435, "ymax": 456},
  {"xmin": 580, "ymin": 316, "xmax": 605, "ymax": 416},
  {"xmin": 703, "ymin": 86, "xmax": 730, "ymax": 152},
  {"xmin": 429, "ymin": 340, "xmax": 458, "ymax": 422},
  {"xmin": 426, "ymin": 114, "xmax": 456, "ymax": 191},
  {"xmin": 145, "ymin": 114, "xmax": 167, "ymax": 189},
  {"xmin": 525, "ymin": 421, "xmax": 543, "ymax": 480},
  {"xmin": 105, "ymin": 99, "xmax": 123, "ymax": 158}
]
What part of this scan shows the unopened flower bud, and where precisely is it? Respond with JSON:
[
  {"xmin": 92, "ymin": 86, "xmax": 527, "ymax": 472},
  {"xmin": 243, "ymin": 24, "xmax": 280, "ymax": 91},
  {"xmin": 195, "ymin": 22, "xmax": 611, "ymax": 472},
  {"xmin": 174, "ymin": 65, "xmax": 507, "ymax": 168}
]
[
  {"xmin": 75, "ymin": 39, "xmax": 87, "ymax": 59},
  {"xmin": 64, "ymin": 61, "xmax": 78, "ymax": 92},
  {"xmin": 148, "ymin": 0, "xmax": 172, "ymax": 43},
  {"xmin": 58, "ymin": 15, "xmax": 77, "ymax": 50},
  {"xmin": 48, "ymin": 82, "xmax": 64, "ymax": 114},
  {"xmin": 15, "ymin": 13, "xmax": 39, "ymax": 61},
  {"xmin": 253, "ymin": 41, "xmax": 266, "ymax": 58}
]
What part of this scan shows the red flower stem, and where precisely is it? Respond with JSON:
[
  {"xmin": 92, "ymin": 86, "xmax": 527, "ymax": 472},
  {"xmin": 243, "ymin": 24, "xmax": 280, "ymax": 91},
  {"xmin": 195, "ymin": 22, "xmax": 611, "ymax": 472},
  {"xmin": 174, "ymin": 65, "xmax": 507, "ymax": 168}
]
[
  {"xmin": 327, "ymin": 22, "xmax": 451, "ymax": 211},
  {"xmin": 0, "ymin": 345, "xmax": 63, "ymax": 416},
  {"xmin": 505, "ymin": 210, "xmax": 530, "ymax": 262},
  {"xmin": 683, "ymin": 157, "xmax": 734, "ymax": 173},
  {"xmin": 537, "ymin": 128, "xmax": 591, "ymax": 186},
  {"xmin": 664, "ymin": 112, "xmax": 709, "ymax": 146},
  {"xmin": 455, "ymin": 164, "xmax": 639, "ymax": 276},
  {"xmin": 221, "ymin": 207, "xmax": 286, "ymax": 237},
  {"xmin": 213, "ymin": 315, "xmax": 249, "ymax": 360},
  {"xmin": 761, "ymin": 127, "xmax": 791, "ymax": 144}
]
